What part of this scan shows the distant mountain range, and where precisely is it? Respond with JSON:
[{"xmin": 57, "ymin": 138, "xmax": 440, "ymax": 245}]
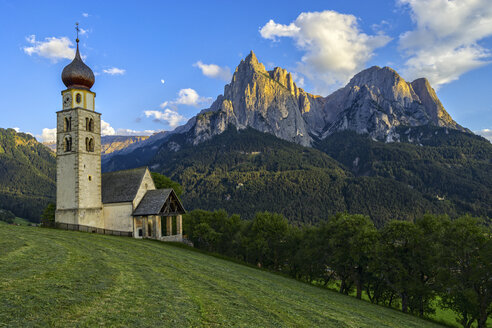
[
  {"xmin": 1, "ymin": 52, "xmax": 490, "ymax": 223},
  {"xmin": 43, "ymin": 135, "xmax": 149, "ymax": 154}
]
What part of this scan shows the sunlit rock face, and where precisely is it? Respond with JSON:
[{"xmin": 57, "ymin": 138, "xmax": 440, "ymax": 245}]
[
  {"xmin": 190, "ymin": 51, "xmax": 316, "ymax": 146},
  {"xmin": 319, "ymin": 66, "xmax": 465, "ymax": 140},
  {"xmin": 187, "ymin": 52, "xmax": 465, "ymax": 145}
]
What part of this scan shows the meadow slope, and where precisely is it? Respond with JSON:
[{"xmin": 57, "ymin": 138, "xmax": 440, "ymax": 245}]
[{"xmin": 0, "ymin": 224, "xmax": 444, "ymax": 327}]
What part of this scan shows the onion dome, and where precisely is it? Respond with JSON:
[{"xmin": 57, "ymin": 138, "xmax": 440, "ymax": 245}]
[{"xmin": 61, "ymin": 40, "xmax": 95, "ymax": 90}]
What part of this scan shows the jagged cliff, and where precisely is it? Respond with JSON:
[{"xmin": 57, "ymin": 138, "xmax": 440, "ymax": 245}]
[
  {"xmin": 318, "ymin": 66, "xmax": 464, "ymax": 140},
  {"xmin": 188, "ymin": 51, "xmax": 464, "ymax": 146},
  {"xmin": 191, "ymin": 52, "xmax": 318, "ymax": 146}
]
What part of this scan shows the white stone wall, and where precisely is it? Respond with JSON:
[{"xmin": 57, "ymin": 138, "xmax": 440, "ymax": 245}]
[
  {"xmin": 77, "ymin": 110, "xmax": 102, "ymax": 210},
  {"xmin": 133, "ymin": 169, "xmax": 156, "ymax": 208},
  {"xmin": 55, "ymin": 209, "xmax": 77, "ymax": 225},
  {"xmin": 103, "ymin": 203, "xmax": 133, "ymax": 232},
  {"xmin": 56, "ymin": 154, "xmax": 77, "ymax": 210},
  {"xmin": 77, "ymin": 208, "xmax": 104, "ymax": 228}
]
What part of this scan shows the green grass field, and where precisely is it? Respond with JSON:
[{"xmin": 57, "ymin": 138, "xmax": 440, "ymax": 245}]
[
  {"xmin": 0, "ymin": 224, "xmax": 446, "ymax": 327},
  {"xmin": 12, "ymin": 217, "xmax": 31, "ymax": 226}
]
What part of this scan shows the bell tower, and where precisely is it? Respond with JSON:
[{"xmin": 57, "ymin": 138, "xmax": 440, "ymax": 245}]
[{"xmin": 55, "ymin": 24, "xmax": 103, "ymax": 228}]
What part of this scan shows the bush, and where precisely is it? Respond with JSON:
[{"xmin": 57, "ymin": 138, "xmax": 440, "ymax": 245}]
[
  {"xmin": 0, "ymin": 209, "xmax": 15, "ymax": 224},
  {"xmin": 40, "ymin": 203, "xmax": 55, "ymax": 227}
]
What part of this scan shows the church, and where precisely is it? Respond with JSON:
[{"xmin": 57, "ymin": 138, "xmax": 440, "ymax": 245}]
[{"xmin": 55, "ymin": 35, "xmax": 186, "ymax": 240}]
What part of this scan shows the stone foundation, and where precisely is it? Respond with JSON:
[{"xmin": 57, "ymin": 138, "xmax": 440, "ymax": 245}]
[{"xmin": 159, "ymin": 234, "xmax": 183, "ymax": 242}]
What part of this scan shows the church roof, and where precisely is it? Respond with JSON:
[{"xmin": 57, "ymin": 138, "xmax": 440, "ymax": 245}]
[
  {"xmin": 102, "ymin": 167, "xmax": 148, "ymax": 204},
  {"xmin": 61, "ymin": 41, "xmax": 95, "ymax": 90},
  {"xmin": 133, "ymin": 189, "xmax": 186, "ymax": 216}
]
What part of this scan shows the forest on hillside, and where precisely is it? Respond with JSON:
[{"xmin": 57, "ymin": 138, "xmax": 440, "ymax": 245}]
[
  {"xmin": 1, "ymin": 125, "xmax": 490, "ymax": 226},
  {"xmin": 0, "ymin": 128, "xmax": 55, "ymax": 221},
  {"xmin": 150, "ymin": 127, "xmax": 492, "ymax": 227}
]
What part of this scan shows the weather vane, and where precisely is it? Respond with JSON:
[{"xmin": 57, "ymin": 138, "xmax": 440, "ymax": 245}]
[{"xmin": 75, "ymin": 22, "xmax": 80, "ymax": 43}]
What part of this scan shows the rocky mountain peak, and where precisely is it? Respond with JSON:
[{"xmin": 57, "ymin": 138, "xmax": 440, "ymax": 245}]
[
  {"xmin": 235, "ymin": 50, "xmax": 267, "ymax": 75},
  {"xmin": 410, "ymin": 77, "xmax": 456, "ymax": 128},
  {"xmin": 190, "ymin": 52, "xmax": 465, "ymax": 146},
  {"xmin": 347, "ymin": 66, "xmax": 417, "ymax": 103}
]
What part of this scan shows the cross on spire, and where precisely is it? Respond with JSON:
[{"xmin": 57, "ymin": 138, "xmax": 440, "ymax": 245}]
[{"xmin": 75, "ymin": 22, "xmax": 80, "ymax": 43}]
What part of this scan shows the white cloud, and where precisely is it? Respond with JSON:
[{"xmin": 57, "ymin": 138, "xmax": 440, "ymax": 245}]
[
  {"xmin": 398, "ymin": 0, "xmax": 492, "ymax": 88},
  {"xmin": 79, "ymin": 28, "xmax": 88, "ymax": 36},
  {"xmin": 260, "ymin": 20, "xmax": 300, "ymax": 40},
  {"xmin": 37, "ymin": 128, "xmax": 56, "ymax": 143},
  {"xmin": 100, "ymin": 120, "xmax": 158, "ymax": 136},
  {"xmin": 101, "ymin": 120, "xmax": 115, "ymax": 136},
  {"xmin": 103, "ymin": 67, "xmax": 126, "ymax": 75},
  {"xmin": 160, "ymin": 88, "xmax": 211, "ymax": 108},
  {"xmin": 23, "ymin": 35, "xmax": 75, "ymax": 62},
  {"xmin": 114, "ymin": 129, "xmax": 157, "ymax": 136},
  {"xmin": 82, "ymin": 13, "xmax": 89, "ymax": 17},
  {"xmin": 194, "ymin": 61, "xmax": 232, "ymax": 81},
  {"xmin": 259, "ymin": 11, "xmax": 391, "ymax": 93},
  {"xmin": 13, "ymin": 127, "xmax": 20, "ymax": 132},
  {"xmin": 144, "ymin": 109, "xmax": 186, "ymax": 128},
  {"xmin": 160, "ymin": 79, "xmax": 165, "ymax": 84},
  {"xmin": 476, "ymin": 128, "xmax": 492, "ymax": 142},
  {"xmin": 175, "ymin": 88, "xmax": 209, "ymax": 106}
]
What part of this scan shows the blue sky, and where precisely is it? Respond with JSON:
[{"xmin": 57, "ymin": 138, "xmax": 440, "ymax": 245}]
[{"xmin": 1, "ymin": 0, "xmax": 491, "ymax": 141}]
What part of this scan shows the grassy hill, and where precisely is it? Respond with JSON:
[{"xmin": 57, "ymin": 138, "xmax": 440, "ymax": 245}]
[{"xmin": 0, "ymin": 224, "xmax": 444, "ymax": 327}]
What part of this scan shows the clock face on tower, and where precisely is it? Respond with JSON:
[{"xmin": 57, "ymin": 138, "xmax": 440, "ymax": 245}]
[{"xmin": 63, "ymin": 93, "xmax": 72, "ymax": 109}]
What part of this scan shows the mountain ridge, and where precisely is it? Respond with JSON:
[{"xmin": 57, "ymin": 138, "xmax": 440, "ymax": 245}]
[
  {"xmin": 104, "ymin": 50, "xmax": 467, "ymax": 166},
  {"xmin": 188, "ymin": 51, "xmax": 464, "ymax": 147}
]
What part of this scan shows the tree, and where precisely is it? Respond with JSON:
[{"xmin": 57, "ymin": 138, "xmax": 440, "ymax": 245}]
[
  {"xmin": 183, "ymin": 209, "xmax": 242, "ymax": 256},
  {"xmin": 244, "ymin": 212, "xmax": 291, "ymax": 270},
  {"xmin": 324, "ymin": 213, "xmax": 378, "ymax": 298},
  {"xmin": 377, "ymin": 220, "xmax": 422, "ymax": 313},
  {"xmin": 40, "ymin": 203, "xmax": 55, "ymax": 227},
  {"xmin": 439, "ymin": 216, "xmax": 492, "ymax": 328},
  {"xmin": 292, "ymin": 226, "xmax": 332, "ymax": 284},
  {"xmin": 411, "ymin": 215, "xmax": 448, "ymax": 316},
  {"xmin": 151, "ymin": 172, "xmax": 183, "ymax": 196}
]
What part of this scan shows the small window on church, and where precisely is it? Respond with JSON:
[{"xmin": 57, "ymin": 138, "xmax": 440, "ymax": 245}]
[
  {"xmin": 86, "ymin": 118, "xmax": 94, "ymax": 132},
  {"xmin": 64, "ymin": 136, "xmax": 72, "ymax": 152},
  {"xmin": 86, "ymin": 137, "xmax": 94, "ymax": 152},
  {"xmin": 76, "ymin": 93, "xmax": 82, "ymax": 104},
  {"xmin": 64, "ymin": 117, "xmax": 71, "ymax": 132},
  {"xmin": 88, "ymin": 175, "xmax": 92, "ymax": 181}
]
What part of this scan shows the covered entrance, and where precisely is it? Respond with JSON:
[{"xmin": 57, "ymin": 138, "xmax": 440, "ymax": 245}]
[{"xmin": 132, "ymin": 189, "xmax": 186, "ymax": 241}]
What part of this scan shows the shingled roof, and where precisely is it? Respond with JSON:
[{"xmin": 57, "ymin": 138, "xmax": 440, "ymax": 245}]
[
  {"xmin": 102, "ymin": 167, "xmax": 148, "ymax": 204},
  {"xmin": 133, "ymin": 189, "xmax": 186, "ymax": 216}
]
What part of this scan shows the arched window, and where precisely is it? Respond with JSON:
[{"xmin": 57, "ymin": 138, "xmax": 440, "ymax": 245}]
[
  {"xmin": 64, "ymin": 117, "xmax": 72, "ymax": 132},
  {"xmin": 86, "ymin": 137, "xmax": 94, "ymax": 152},
  {"xmin": 64, "ymin": 136, "xmax": 72, "ymax": 152},
  {"xmin": 76, "ymin": 93, "xmax": 82, "ymax": 104},
  {"xmin": 86, "ymin": 117, "xmax": 94, "ymax": 132}
]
